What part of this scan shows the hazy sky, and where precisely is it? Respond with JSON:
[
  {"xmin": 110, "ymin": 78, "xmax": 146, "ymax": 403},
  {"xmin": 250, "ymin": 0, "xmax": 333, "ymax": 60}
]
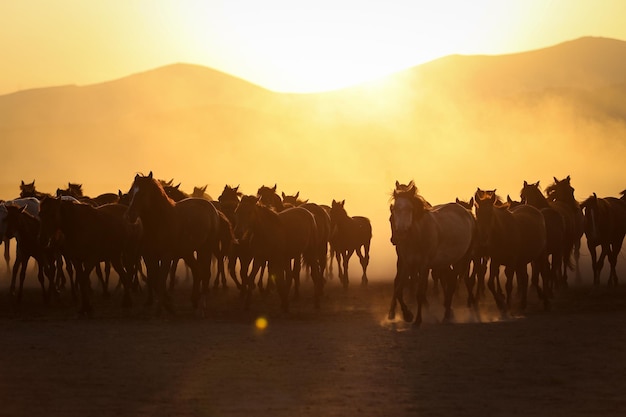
[{"xmin": 2, "ymin": 0, "xmax": 626, "ymax": 94}]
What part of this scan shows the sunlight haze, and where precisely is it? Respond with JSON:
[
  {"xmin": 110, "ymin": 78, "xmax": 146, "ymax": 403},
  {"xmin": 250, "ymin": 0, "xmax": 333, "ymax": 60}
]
[{"xmin": 2, "ymin": 1, "xmax": 626, "ymax": 94}]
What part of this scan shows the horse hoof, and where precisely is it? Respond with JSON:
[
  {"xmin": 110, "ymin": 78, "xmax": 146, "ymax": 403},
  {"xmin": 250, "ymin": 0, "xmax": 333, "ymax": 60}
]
[
  {"xmin": 388, "ymin": 311, "xmax": 396, "ymax": 321},
  {"xmin": 402, "ymin": 311, "xmax": 414, "ymax": 323}
]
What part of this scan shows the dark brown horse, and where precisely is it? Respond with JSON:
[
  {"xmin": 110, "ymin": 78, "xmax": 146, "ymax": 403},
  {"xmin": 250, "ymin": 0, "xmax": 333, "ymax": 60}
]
[
  {"xmin": 580, "ymin": 193, "xmax": 626, "ymax": 286},
  {"xmin": 474, "ymin": 188, "xmax": 550, "ymax": 312},
  {"xmin": 257, "ymin": 186, "xmax": 330, "ymax": 285},
  {"xmin": 4, "ymin": 205, "xmax": 55, "ymax": 304},
  {"xmin": 125, "ymin": 172, "xmax": 221, "ymax": 314},
  {"xmin": 389, "ymin": 181, "xmax": 475, "ymax": 325},
  {"xmin": 234, "ymin": 195, "xmax": 324, "ymax": 311},
  {"xmin": 38, "ymin": 197, "xmax": 139, "ymax": 316},
  {"xmin": 329, "ymin": 200, "xmax": 371, "ymax": 288},
  {"xmin": 545, "ymin": 176, "xmax": 585, "ymax": 285},
  {"xmin": 520, "ymin": 181, "xmax": 568, "ymax": 293},
  {"xmin": 19, "ymin": 180, "xmax": 51, "ymax": 200},
  {"xmin": 217, "ymin": 185, "xmax": 253, "ymax": 292}
]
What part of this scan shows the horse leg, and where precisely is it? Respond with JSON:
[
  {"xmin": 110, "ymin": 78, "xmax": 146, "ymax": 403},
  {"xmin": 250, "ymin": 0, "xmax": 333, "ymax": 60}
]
[
  {"xmin": 17, "ymin": 257, "xmax": 28, "ymax": 303},
  {"xmin": 357, "ymin": 243, "xmax": 370, "ymax": 286},
  {"xmin": 413, "ymin": 267, "xmax": 429, "ymax": 327},
  {"xmin": 36, "ymin": 259, "xmax": 49, "ymax": 305},
  {"xmin": 342, "ymin": 250, "xmax": 355, "ymax": 289},
  {"xmin": 76, "ymin": 263, "xmax": 94, "ymax": 317},
  {"xmin": 440, "ymin": 266, "xmax": 457, "ymax": 322},
  {"xmin": 504, "ymin": 266, "xmax": 515, "ymax": 311},
  {"xmin": 10, "ymin": 256, "xmax": 20, "ymax": 296},
  {"xmin": 608, "ymin": 239, "xmax": 623, "ymax": 287},
  {"xmin": 4, "ymin": 237, "xmax": 11, "ymax": 276},
  {"xmin": 110, "ymin": 258, "xmax": 133, "ymax": 310},
  {"xmin": 487, "ymin": 263, "xmax": 505, "ymax": 311},
  {"xmin": 168, "ymin": 258, "xmax": 179, "ymax": 292},
  {"xmin": 516, "ymin": 265, "xmax": 529, "ymax": 311},
  {"xmin": 335, "ymin": 250, "xmax": 343, "ymax": 285},
  {"xmin": 291, "ymin": 258, "xmax": 301, "ymax": 300},
  {"xmin": 94, "ymin": 263, "xmax": 109, "ymax": 299},
  {"xmin": 597, "ymin": 244, "xmax": 610, "ymax": 287}
]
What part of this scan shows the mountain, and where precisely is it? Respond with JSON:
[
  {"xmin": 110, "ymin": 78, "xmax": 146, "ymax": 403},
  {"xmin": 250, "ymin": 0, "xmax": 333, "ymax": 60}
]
[{"xmin": 1, "ymin": 36, "xmax": 625, "ymax": 206}]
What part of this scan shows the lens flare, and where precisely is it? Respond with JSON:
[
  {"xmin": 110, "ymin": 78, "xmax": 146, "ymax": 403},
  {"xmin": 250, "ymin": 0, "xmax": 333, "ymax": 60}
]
[{"xmin": 255, "ymin": 316, "xmax": 268, "ymax": 330}]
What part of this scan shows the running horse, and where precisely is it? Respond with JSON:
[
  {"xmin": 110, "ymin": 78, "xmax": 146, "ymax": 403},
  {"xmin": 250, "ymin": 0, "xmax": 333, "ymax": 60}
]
[
  {"xmin": 580, "ymin": 193, "xmax": 626, "ymax": 286},
  {"xmin": 38, "ymin": 197, "xmax": 140, "ymax": 316},
  {"xmin": 474, "ymin": 188, "xmax": 550, "ymax": 312},
  {"xmin": 519, "ymin": 180, "xmax": 568, "ymax": 294},
  {"xmin": 389, "ymin": 181, "xmax": 475, "ymax": 325},
  {"xmin": 328, "ymin": 199, "xmax": 372, "ymax": 288},
  {"xmin": 545, "ymin": 176, "xmax": 585, "ymax": 285},
  {"xmin": 125, "ymin": 172, "xmax": 221, "ymax": 314},
  {"xmin": 234, "ymin": 195, "xmax": 324, "ymax": 312}
]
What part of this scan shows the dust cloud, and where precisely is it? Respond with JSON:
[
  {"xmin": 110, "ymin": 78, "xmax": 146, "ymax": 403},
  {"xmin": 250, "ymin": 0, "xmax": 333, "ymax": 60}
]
[{"xmin": 0, "ymin": 61, "xmax": 625, "ymax": 284}]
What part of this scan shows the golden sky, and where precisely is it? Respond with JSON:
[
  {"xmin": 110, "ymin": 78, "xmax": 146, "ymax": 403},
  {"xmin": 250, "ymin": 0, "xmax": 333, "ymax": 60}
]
[{"xmin": 2, "ymin": 0, "xmax": 626, "ymax": 94}]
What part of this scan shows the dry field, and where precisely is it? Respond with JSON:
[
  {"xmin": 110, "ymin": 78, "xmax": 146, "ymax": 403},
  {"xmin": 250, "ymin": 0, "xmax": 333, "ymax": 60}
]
[{"xmin": 1, "ymin": 266, "xmax": 626, "ymax": 417}]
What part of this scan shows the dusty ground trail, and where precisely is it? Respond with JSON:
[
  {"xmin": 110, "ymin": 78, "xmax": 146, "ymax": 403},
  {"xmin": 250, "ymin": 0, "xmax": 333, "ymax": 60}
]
[{"xmin": 1, "ymin": 275, "xmax": 626, "ymax": 417}]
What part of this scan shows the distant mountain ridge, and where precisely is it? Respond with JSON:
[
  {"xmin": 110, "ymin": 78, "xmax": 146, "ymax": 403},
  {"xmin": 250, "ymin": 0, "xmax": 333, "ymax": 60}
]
[{"xmin": 0, "ymin": 36, "xmax": 625, "ymax": 204}]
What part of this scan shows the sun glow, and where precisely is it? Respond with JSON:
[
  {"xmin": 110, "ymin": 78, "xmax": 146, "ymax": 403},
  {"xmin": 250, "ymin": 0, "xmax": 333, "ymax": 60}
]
[{"xmin": 143, "ymin": 0, "xmax": 530, "ymax": 92}]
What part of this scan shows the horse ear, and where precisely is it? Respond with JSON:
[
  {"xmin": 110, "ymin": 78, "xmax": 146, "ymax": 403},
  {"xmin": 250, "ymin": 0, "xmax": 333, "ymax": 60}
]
[
  {"xmin": 553, "ymin": 176, "xmax": 558, "ymax": 183},
  {"xmin": 534, "ymin": 181, "xmax": 540, "ymax": 187},
  {"xmin": 295, "ymin": 191, "xmax": 299, "ymax": 198},
  {"xmin": 118, "ymin": 190, "xmax": 123, "ymax": 197},
  {"xmin": 566, "ymin": 175, "xmax": 571, "ymax": 181},
  {"xmin": 341, "ymin": 200, "xmax": 345, "ymax": 206},
  {"xmin": 395, "ymin": 180, "xmax": 400, "ymax": 188},
  {"xmin": 507, "ymin": 195, "xmax": 513, "ymax": 203},
  {"xmin": 21, "ymin": 180, "xmax": 24, "ymax": 186},
  {"xmin": 281, "ymin": 192, "xmax": 286, "ymax": 198},
  {"xmin": 523, "ymin": 180, "xmax": 528, "ymax": 186},
  {"xmin": 272, "ymin": 184, "xmax": 277, "ymax": 192},
  {"xmin": 490, "ymin": 193, "xmax": 496, "ymax": 203},
  {"xmin": 303, "ymin": 199, "xmax": 309, "ymax": 204},
  {"xmin": 148, "ymin": 171, "xmax": 153, "ymax": 179},
  {"xmin": 469, "ymin": 197, "xmax": 474, "ymax": 206}
]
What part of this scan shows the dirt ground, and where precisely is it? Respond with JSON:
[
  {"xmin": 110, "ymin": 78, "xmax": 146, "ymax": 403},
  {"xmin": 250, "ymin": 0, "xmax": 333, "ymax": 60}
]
[{"xmin": 2, "ymin": 267, "xmax": 626, "ymax": 417}]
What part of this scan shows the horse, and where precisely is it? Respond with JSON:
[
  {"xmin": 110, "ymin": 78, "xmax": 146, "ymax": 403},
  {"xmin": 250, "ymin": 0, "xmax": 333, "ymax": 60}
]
[
  {"xmin": 474, "ymin": 188, "xmax": 550, "ymax": 312},
  {"xmin": 0, "ymin": 197, "xmax": 41, "ymax": 276},
  {"xmin": 19, "ymin": 180, "xmax": 51, "ymax": 200},
  {"xmin": 234, "ymin": 195, "xmax": 324, "ymax": 311},
  {"xmin": 125, "ymin": 172, "xmax": 221, "ymax": 314},
  {"xmin": 4, "ymin": 205, "xmax": 55, "ymax": 304},
  {"xmin": 580, "ymin": 193, "xmax": 626, "ymax": 287},
  {"xmin": 455, "ymin": 196, "xmax": 490, "ymax": 301},
  {"xmin": 217, "ymin": 185, "xmax": 254, "ymax": 292},
  {"xmin": 328, "ymin": 199, "xmax": 371, "ymax": 288},
  {"xmin": 545, "ymin": 176, "xmax": 585, "ymax": 285},
  {"xmin": 389, "ymin": 181, "xmax": 475, "ymax": 325},
  {"xmin": 257, "ymin": 186, "xmax": 330, "ymax": 287},
  {"xmin": 38, "ymin": 197, "xmax": 139, "ymax": 316},
  {"xmin": 519, "ymin": 181, "xmax": 569, "ymax": 293}
]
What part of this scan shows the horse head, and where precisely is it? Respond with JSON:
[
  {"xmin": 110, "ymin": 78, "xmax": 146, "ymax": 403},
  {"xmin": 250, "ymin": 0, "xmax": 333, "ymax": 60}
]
[
  {"xmin": 257, "ymin": 184, "xmax": 282, "ymax": 210},
  {"xmin": 546, "ymin": 175, "xmax": 577, "ymax": 204},
  {"xmin": 233, "ymin": 195, "xmax": 260, "ymax": 240}
]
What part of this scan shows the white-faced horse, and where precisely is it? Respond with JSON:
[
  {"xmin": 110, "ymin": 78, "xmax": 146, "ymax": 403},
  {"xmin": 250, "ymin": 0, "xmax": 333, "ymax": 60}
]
[{"xmin": 388, "ymin": 181, "xmax": 475, "ymax": 326}]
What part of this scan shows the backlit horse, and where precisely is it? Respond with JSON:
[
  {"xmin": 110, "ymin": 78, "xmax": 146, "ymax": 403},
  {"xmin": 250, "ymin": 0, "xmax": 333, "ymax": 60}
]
[
  {"xmin": 38, "ymin": 197, "xmax": 139, "ymax": 315},
  {"xmin": 475, "ymin": 188, "xmax": 550, "ymax": 312},
  {"xmin": 4, "ymin": 205, "xmax": 55, "ymax": 304},
  {"xmin": 125, "ymin": 172, "xmax": 221, "ymax": 314},
  {"xmin": 580, "ymin": 193, "xmax": 626, "ymax": 286},
  {"xmin": 328, "ymin": 200, "xmax": 371, "ymax": 288},
  {"xmin": 545, "ymin": 176, "xmax": 584, "ymax": 285},
  {"xmin": 258, "ymin": 186, "xmax": 330, "ymax": 288},
  {"xmin": 0, "ymin": 197, "xmax": 41, "ymax": 276},
  {"xmin": 234, "ymin": 195, "xmax": 324, "ymax": 311},
  {"xmin": 520, "ymin": 181, "xmax": 568, "ymax": 293},
  {"xmin": 389, "ymin": 181, "xmax": 475, "ymax": 325}
]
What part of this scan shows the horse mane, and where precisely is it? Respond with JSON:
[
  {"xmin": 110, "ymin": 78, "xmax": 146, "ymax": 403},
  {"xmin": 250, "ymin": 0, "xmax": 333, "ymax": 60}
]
[
  {"xmin": 135, "ymin": 172, "xmax": 176, "ymax": 207},
  {"xmin": 390, "ymin": 180, "xmax": 432, "ymax": 211}
]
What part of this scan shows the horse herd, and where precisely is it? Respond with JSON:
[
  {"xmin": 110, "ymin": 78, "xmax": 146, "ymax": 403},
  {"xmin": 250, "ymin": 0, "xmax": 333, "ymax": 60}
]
[
  {"xmin": 389, "ymin": 176, "xmax": 626, "ymax": 325},
  {"xmin": 1, "ymin": 174, "xmax": 625, "ymax": 326},
  {"xmin": 0, "ymin": 174, "xmax": 372, "ymax": 317}
]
